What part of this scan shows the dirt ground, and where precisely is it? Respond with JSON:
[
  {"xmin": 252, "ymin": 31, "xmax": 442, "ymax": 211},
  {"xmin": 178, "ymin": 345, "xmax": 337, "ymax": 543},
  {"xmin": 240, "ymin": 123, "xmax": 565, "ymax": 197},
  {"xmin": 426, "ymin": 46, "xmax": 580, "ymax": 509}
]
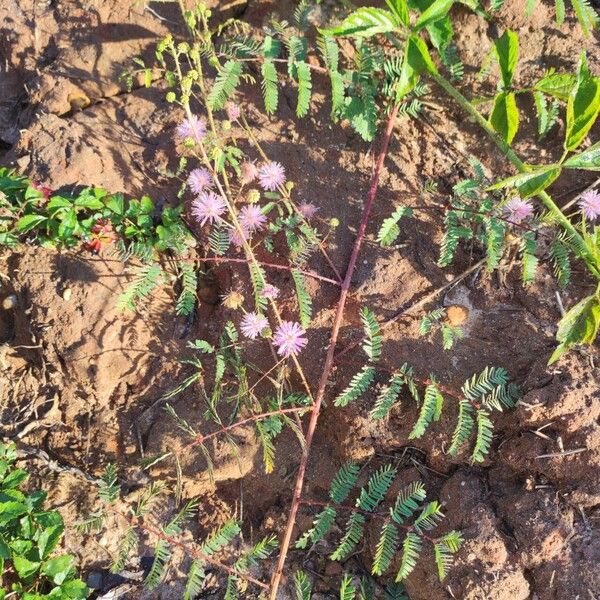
[{"xmin": 1, "ymin": 1, "xmax": 600, "ymax": 599}]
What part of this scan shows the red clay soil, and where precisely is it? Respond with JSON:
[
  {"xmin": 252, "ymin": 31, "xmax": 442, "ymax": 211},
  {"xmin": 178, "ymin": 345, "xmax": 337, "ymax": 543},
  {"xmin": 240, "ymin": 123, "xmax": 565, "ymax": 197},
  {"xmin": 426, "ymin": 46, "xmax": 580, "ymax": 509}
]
[{"xmin": 1, "ymin": 1, "xmax": 599, "ymax": 599}]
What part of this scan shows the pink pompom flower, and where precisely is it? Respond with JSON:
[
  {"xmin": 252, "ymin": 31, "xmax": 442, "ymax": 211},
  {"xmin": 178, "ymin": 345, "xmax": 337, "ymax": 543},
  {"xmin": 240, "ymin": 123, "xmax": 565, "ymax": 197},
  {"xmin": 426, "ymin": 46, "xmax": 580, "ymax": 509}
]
[
  {"xmin": 177, "ymin": 115, "xmax": 207, "ymax": 143},
  {"xmin": 191, "ymin": 191, "xmax": 227, "ymax": 226},
  {"xmin": 241, "ymin": 312, "xmax": 269, "ymax": 339},
  {"xmin": 579, "ymin": 189, "xmax": 600, "ymax": 220},
  {"xmin": 297, "ymin": 202, "xmax": 319, "ymax": 219},
  {"xmin": 239, "ymin": 205, "xmax": 267, "ymax": 233},
  {"xmin": 188, "ymin": 168, "xmax": 213, "ymax": 194},
  {"xmin": 258, "ymin": 162, "xmax": 286, "ymax": 192},
  {"xmin": 503, "ymin": 197, "xmax": 534, "ymax": 225},
  {"xmin": 260, "ymin": 284, "xmax": 280, "ymax": 300},
  {"xmin": 273, "ymin": 321, "xmax": 307, "ymax": 357}
]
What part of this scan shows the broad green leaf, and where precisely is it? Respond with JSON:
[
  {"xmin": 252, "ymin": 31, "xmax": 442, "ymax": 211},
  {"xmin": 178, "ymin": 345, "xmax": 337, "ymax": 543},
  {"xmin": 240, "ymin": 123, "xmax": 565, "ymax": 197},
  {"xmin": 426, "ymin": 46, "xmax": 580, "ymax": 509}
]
[
  {"xmin": 414, "ymin": 0, "xmax": 454, "ymax": 31},
  {"xmin": 534, "ymin": 72, "xmax": 576, "ymax": 101},
  {"xmin": 385, "ymin": 0, "xmax": 410, "ymax": 25},
  {"xmin": 549, "ymin": 293, "xmax": 600, "ymax": 364},
  {"xmin": 42, "ymin": 554, "xmax": 75, "ymax": 585},
  {"xmin": 564, "ymin": 141, "xmax": 600, "ymax": 170},
  {"xmin": 105, "ymin": 194, "xmax": 125, "ymax": 215},
  {"xmin": 16, "ymin": 214, "xmax": 47, "ymax": 232},
  {"xmin": 565, "ymin": 54, "xmax": 600, "ymax": 151},
  {"xmin": 407, "ymin": 34, "xmax": 438, "ymax": 74},
  {"xmin": 59, "ymin": 579, "xmax": 90, "ymax": 599},
  {"xmin": 487, "ymin": 166, "xmax": 561, "ymax": 197},
  {"xmin": 2, "ymin": 468, "xmax": 27, "ymax": 489},
  {"xmin": 13, "ymin": 555, "xmax": 41, "ymax": 580},
  {"xmin": 494, "ymin": 29, "xmax": 519, "ymax": 89},
  {"xmin": 426, "ymin": 15, "xmax": 453, "ymax": 53},
  {"xmin": 0, "ymin": 500, "xmax": 28, "ymax": 522},
  {"xmin": 38, "ymin": 524, "xmax": 64, "ymax": 560},
  {"xmin": 395, "ymin": 36, "xmax": 438, "ymax": 101},
  {"xmin": 46, "ymin": 197, "xmax": 72, "ymax": 215},
  {"xmin": 0, "ymin": 534, "xmax": 10, "ymax": 559},
  {"xmin": 74, "ymin": 196, "xmax": 104, "ymax": 210},
  {"xmin": 489, "ymin": 92, "xmax": 519, "ymax": 143},
  {"xmin": 319, "ymin": 8, "xmax": 400, "ymax": 38}
]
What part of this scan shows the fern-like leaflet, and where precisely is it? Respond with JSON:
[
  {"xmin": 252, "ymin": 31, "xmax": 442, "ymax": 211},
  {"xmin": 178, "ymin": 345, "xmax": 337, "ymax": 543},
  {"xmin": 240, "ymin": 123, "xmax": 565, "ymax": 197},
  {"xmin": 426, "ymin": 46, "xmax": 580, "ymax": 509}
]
[
  {"xmin": 117, "ymin": 263, "xmax": 165, "ymax": 312},
  {"xmin": 292, "ymin": 269, "xmax": 313, "ymax": 327},
  {"xmin": 297, "ymin": 463, "xmax": 461, "ymax": 581},
  {"xmin": 208, "ymin": 60, "xmax": 243, "ymax": 110},
  {"xmin": 377, "ymin": 205, "xmax": 413, "ymax": 247},
  {"xmin": 409, "ymin": 381, "xmax": 443, "ymax": 439},
  {"xmin": 176, "ymin": 261, "xmax": 197, "ymax": 316}
]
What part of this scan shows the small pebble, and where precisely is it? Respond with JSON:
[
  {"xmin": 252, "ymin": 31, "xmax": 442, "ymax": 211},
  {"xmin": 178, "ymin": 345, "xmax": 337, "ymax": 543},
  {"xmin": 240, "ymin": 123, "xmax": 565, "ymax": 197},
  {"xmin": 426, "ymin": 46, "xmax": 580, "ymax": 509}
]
[
  {"xmin": 2, "ymin": 294, "xmax": 17, "ymax": 310},
  {"xmin": 62, "ymin": 288, "xmax": 72, "ymax": 301}
]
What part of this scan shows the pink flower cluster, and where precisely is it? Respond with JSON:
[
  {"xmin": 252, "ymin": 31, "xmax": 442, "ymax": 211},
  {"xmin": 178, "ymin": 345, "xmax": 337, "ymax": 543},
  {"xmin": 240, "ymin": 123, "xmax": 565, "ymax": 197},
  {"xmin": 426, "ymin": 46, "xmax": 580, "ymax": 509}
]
[
  {"xmin": 240, "ymin": 313, "xmax": 307, "ymax": 357},
  {"xmin": 259, "ymin": 162, "xmax": 286, "ymax": 191},
  {"xmin": 177, "ymin": 115, "xmax": 207, "ymax": 144},
  {"xmin": 579, "ymin": 189, "xmax": 600, "ymax": 220},
  {"xmin": 503, "ymin": 197, "xmax": 534, "ymax": 225},
  {"xmin": 273, "ymin": 321, "xmax": 307, "ymax": 357},
  {"xmin": 191, "ymin": 191, "xmax": 226, "ymax": 226}
]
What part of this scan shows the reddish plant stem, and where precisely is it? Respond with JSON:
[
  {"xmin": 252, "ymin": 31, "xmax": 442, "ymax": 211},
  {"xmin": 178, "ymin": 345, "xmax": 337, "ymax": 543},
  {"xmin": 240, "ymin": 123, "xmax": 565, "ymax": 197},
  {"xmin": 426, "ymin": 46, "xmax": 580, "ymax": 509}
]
[
  {"xmin": 268, "ymin": 104, "xmax": 400, "ymax": 599},
  {"xmin": 111, "ymin": 508, "xmax": 269, "ymax": 590},
  {"xmin": 179, "ymin": 407, "xmax": 309, "ymax": 453},
  {"xmin": 195, "ymin": 255, "xmax": 341, "ymax": 286}
]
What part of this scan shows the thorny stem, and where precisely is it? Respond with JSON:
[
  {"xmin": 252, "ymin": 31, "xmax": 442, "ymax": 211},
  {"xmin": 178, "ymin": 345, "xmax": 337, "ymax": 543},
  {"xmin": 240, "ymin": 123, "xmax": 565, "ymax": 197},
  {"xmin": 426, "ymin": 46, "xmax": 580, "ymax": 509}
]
[
  {"xmin": 111, "ymin": 507, "xmax": 270, "ymax": 590},
  {"xmin": 179, "ymin": 406, "xmax": 309, "ymax": 454},
  {"xmin": 268, "ymin": 103, "xmax": 401, "ymax": 599},
  {"xmin": 429, "ymin": 70, "xmax": 600, "ymax": 281}
]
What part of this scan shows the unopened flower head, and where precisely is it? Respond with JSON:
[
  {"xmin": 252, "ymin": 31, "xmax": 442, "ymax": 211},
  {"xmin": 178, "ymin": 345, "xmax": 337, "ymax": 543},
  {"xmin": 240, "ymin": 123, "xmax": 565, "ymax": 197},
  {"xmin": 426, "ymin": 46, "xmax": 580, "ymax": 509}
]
[
  {"xmin": 298, "ymin": 202, "xmax": 319, "ymax": 219},
  {"xmin": 240, "ymin": 161, "xmax": 259, "ymax": 184},
  {"xmin": 239, "ymin": 204, "xmax": 267, "ymax": 233},
  {"xmin": 222, "ymin": 290, "xmax": 245, "ymax": 310},
  {"xmin": 503, "ymin": 197, "xmax": 534, "ymax": 225},
  {"xmin": 240, "ymin": 312, "xmax": 269, "ymax": 339},
  {"xmin": 579, "ymin": 189, "xmax": 600, "ymax": 220},
  {"xmin": 191, "ymin": 191, "xmax": 226, "ymax": 226},
  {"xmin": 177, "ymin": 115, "xmax": 207, "ymax": 143},
  {"xmin": 273, "ymin": 321, "xmax": 307, "ymax": 357},
  {"xmin": 260, "ymin": 284, "xmax": 280, "ymax": 300},
  {"xmin": 226, "ymin": 102, "xmax": 241, "ymax": 121},
  {"xmin": 188, "ymin": 168, "xmax": 213, "ymax": 194},
  {"xmin": 258, "ymin": 162, "xmax": 286, "ymax": 191}
]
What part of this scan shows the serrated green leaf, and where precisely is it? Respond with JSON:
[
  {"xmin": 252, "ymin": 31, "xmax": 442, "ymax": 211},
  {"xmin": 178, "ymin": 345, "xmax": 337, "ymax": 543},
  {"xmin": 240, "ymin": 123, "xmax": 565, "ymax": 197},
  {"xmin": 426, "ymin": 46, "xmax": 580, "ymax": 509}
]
[
  {"xmin": 414, "ymin": 0, "xmax": 455, "ymax": 31},
  {"xmin": 487, "ymin": 166, "xmax": 561, "ymax": 197},
  {"xmin": 565, "ymin": 54, "xmax": 600, "ymax": 151},
  {"xmin": 489, "ymin": 92, "xmax": 519, "ymax": 143},
  {"xmin": 549, "ymin": 293, "xmax": 600, "ymax": 363},
  {"xmin": 494, "ymin": 29, "xmax": 519, "ymax": 89},
  {"xmin": 385, "ymin": 0, "xmax": 410, "ymax": 25},
  {"xmin": 534, "ymin": 71, "xmax": 576, "ymax": 101},
  {"xmin": 320, "ymin": 8, "xmax": 400, "ymax": 38},
  {"xmin": 563, "ymin": 140, "xmax": 600, "ymax": 170}
]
